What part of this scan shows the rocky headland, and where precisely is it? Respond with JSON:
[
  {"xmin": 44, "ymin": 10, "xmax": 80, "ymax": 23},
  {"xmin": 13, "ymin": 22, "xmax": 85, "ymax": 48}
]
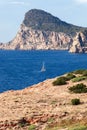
[
  {"xmin": 0, "ymin": 9, "xmax": 87, "ymax": 53},
  {"xmin": 0, "ymin": 70, "xmax": 87, "ymax": 130}
]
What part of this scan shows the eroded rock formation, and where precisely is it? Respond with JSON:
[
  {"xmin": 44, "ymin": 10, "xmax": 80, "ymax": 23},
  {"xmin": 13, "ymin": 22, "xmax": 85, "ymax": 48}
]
[
  {"xmin": 0, "ymin": 9, "xmax": 87, "ymax": 53},
  {"xmin": 0, "ymin": 24, "xmax": 72, "ymax": 50},
  {"xmin": 69, "ymin": 31, "xmax": 87, "ymax": 53}
]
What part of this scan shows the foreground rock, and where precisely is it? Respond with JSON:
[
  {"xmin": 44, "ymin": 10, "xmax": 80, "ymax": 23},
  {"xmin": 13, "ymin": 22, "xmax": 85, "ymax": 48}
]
[{"xmin": 0, "ymin": 73, "xmax": 87, "ymax": 129}]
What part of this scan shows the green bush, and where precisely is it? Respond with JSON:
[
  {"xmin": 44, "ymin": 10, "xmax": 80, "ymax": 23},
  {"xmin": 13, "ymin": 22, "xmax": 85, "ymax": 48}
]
[
  {"xmin": 72, "ymin": 76, "xmax": 86, "ymax": 82},
  {"xmin": 66, "ymin": 73, "xmax": 76, "ymax": 80},
  {"xmin": 18, "ymin": 117, "xmax": 28, "ymax": 127},
  {"xmin": 28, "ymin": 124, "xmax": 36, "ymax": 130},
  {"xmin": 82, "ymin": 70, "xmax": 87, "ymax": 76},
  {"xmin": 73, "ymin": 69, "xmax": 86, "ymax": 74},
  {"xmin": 69, "ymin": 125, "xmax": 87, "ymax": 130},
  {"xmin": 69, "ymin": 83, "xmax": 87, "ymax": 93},
  {"xmin": 47, "ymin": 117, "xmax": 54, "ymax": 123},
  {"xmin": 53, "ymin": 76, "xmax": 67, "ymax": 86},
  {"xmin": 71, "ymin": 98, "xmax": 80, "ymax": 105}
]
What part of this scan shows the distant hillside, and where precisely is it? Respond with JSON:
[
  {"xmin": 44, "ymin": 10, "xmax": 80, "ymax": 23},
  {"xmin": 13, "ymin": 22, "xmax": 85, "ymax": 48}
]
[{"xmin": 23, "ymin": 9, "xmax": 86, "ymax": 36}]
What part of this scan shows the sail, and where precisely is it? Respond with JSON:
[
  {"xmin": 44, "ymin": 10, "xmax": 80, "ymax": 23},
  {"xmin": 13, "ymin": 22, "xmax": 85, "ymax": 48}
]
[{"xmin": 41, "ymin": 62, "xmax": 46, "ymax": 72}]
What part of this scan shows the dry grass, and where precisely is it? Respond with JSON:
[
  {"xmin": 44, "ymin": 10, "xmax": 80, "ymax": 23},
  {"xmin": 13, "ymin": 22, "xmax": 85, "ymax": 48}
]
[{"xmin": 0, "ymin": 72, "xmax": 87, "ymax": 129}]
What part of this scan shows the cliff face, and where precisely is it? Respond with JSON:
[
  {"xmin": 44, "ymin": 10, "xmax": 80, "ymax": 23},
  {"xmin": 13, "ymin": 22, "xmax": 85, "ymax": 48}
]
[
  {"xmin": 69, "ymin": 31, "xmax": 87, "ymax": 53},
  {"xmin": 0, "ymin": 24, "xmax": 72, "ymax": 50},
  {"xmin": 0, "ymin": 9, "xmax": 87, "ymax": 52}
]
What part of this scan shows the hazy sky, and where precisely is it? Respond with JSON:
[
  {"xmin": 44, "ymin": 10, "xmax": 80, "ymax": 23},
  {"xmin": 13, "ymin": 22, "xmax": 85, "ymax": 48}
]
[{"xmin": 0, "ymin": 0, "xmax": 87, "ymax": 42}]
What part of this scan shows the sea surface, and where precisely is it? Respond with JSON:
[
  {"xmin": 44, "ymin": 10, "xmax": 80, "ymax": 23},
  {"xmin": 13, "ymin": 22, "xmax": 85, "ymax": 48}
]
[{"xmin": 0, "ymin": 50, "xmax": 87, "ymax": 93}]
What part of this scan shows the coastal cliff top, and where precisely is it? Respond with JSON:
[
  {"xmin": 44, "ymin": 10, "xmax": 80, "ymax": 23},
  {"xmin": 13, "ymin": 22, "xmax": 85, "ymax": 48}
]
[{"xmin": 1, "ymin": 70, "xmax": 87, "ymax": 129}]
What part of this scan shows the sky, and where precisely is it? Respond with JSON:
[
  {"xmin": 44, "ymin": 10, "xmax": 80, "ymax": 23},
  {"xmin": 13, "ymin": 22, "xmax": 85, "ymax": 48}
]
[{"xmin": 0, "ymin": 0, "xmax": 87, "ymax": 42}]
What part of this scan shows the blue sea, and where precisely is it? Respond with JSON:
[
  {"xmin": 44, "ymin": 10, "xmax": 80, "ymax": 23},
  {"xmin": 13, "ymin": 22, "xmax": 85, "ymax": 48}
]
[{"xmin": 0, "ymin": 50, "xmax": 87, "ymax": 93}]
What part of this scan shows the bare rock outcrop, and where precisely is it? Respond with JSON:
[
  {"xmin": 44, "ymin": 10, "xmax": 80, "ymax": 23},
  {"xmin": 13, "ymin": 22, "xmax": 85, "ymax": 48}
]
[
  {"xmin": 69, "ymin": 31, "xmax": 87, "ymax": 53},
  {"xmin": 0, "ymin": 24, "xmax": 72, "ymax": 50},
  {"xmin": 0, "ymin": 9, "xmax": 87, "ymax": 52}
]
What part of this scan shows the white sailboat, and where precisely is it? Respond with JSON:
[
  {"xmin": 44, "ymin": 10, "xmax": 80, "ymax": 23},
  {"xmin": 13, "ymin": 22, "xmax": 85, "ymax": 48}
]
[{"xmin": 41, "ymin": 62, "xmax": 46, "ymax": 72}]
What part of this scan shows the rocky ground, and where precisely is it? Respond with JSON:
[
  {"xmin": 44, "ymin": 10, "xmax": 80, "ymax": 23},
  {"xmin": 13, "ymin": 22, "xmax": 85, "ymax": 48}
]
[{"xmin": 0, "ymin": 74, "xmax": 87, "ymax": 130}]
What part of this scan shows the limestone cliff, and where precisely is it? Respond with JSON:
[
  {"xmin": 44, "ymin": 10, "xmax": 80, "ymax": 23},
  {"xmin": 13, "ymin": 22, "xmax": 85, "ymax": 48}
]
[
  {"xmin": 69, "ymin": 31, "xmax": 87, "ymax": 53},
  {"xmin": 0, "ymin": 24, "xmax": 72, "ymax": 50},
  {"xmin": 0, "ymin": 9, "xmax": 87, "ymax": 51}
]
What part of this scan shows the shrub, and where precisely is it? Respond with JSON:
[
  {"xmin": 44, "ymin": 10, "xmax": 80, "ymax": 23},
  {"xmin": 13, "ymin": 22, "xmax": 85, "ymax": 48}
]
[
  {"xmin": 69, "ymin": 83, "xmax": 87, "ymax": 93},
  {"xmin": 73, "ymin": 69, "xmax": 86, "ymax": 74},
  {"xmin": 53, "ymin": 76, "xmax": 67, "ymax": 86},
  {"xmin": 51, "ymin": 100, "xmax": 57, "ymax": 105},
  {"xmin": 69, "ymin": 125, "xmax": 87, "ymax": 130},
  {"xmin": 28, "ymin": 124, "xmax": 36, "ymax": 130},
  {"xmin": 47, "ymin": 117, "xmax": 54, "ymax": 123},
  {"xmin": 18, "ymin": 117, "xmax": 28, "ymax": 127},
  {"xmin": 82, "ymin": 70, "xmax": 87, "ymax": 76},
  {"xmin": 72, "ymin": 76, "xmax": 86, "ymax": 82},
  {"xmin": 71, "ymin": 98, "xmax": 80, "ymax": 105},
  {"xmin": 66, "ymin": 73, "xmax": 76, "ymax": 80}
]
